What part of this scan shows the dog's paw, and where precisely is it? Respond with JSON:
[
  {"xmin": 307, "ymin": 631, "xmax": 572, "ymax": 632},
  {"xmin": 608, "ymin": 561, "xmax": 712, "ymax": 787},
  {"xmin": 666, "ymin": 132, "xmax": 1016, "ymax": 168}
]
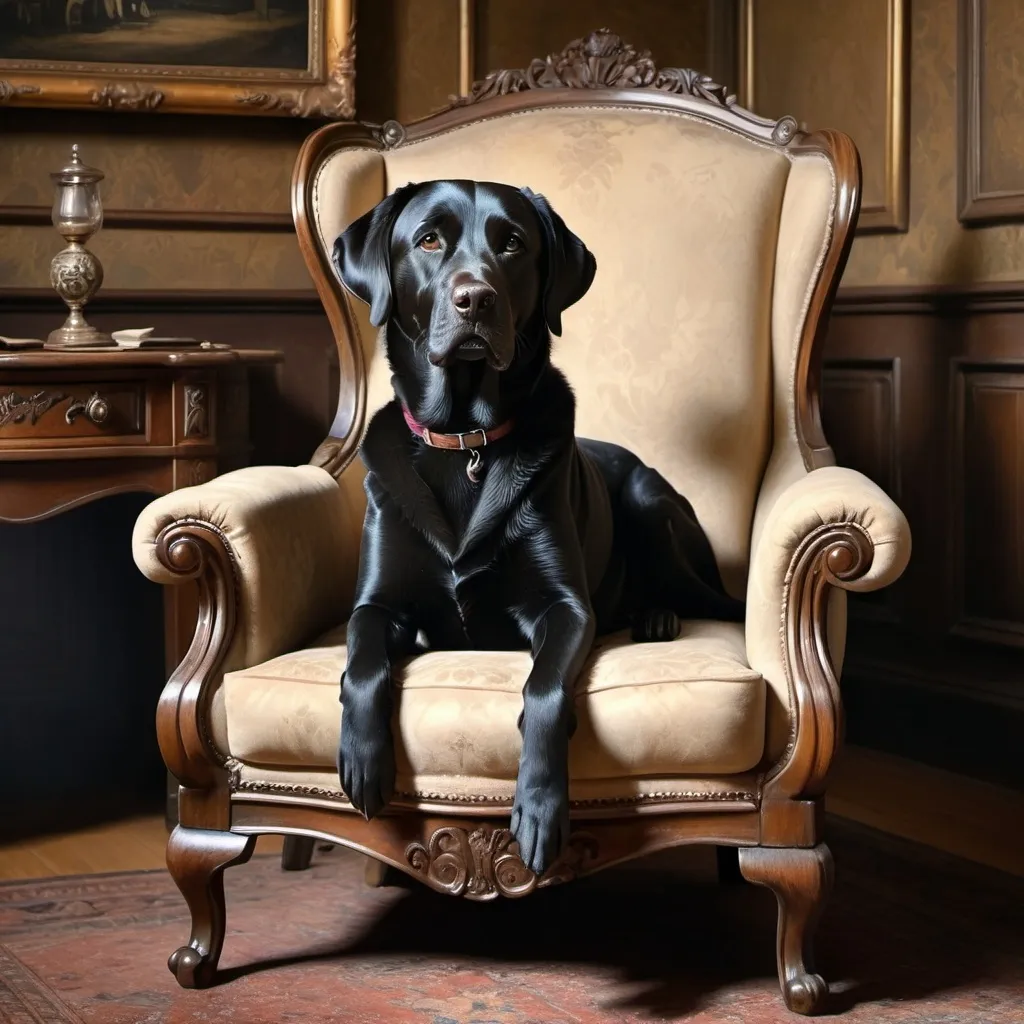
[
  {"xmin": 337, "ymin": 703, "xmax": 395, "ymax": 820},
  {"xmin": 510, "ymin": 777, "xmax": 570, "ymax": 876},
  {"xmin": 631, "ymin": 608, "xmax": 681, "ymax": 643}
]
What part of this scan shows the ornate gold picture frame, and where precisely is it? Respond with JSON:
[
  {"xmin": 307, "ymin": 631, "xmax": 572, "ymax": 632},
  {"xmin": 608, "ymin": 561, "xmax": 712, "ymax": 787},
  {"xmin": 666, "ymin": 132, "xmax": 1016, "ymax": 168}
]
[{"xmin": 0, "ymin": 0, "xmax": 353, "ymax": 118}]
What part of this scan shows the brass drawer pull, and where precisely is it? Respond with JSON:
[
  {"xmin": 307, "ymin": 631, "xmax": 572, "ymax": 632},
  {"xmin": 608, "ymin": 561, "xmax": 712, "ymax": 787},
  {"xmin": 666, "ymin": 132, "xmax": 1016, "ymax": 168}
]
[{"xmin": 65, "ymin": 392, "xmax": 110, "ymax": 425}]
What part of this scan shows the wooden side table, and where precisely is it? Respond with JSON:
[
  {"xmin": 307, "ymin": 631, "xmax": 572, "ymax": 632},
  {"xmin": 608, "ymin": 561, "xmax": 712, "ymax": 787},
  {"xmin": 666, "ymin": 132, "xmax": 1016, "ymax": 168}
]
[{"xmin": 0, "ymin": 346, "xmax": 283, "ymax": 825}]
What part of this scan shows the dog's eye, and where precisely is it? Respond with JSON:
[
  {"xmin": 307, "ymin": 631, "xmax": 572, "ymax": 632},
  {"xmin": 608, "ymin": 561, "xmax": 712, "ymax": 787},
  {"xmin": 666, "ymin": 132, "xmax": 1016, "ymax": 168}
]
[
  {"xmin": 503, "ymin": 235, "xmax": 523, "ymax": 254},
  {"xmin": 418, "ymin": 232, "xmax": 441, "ymax": 252}
]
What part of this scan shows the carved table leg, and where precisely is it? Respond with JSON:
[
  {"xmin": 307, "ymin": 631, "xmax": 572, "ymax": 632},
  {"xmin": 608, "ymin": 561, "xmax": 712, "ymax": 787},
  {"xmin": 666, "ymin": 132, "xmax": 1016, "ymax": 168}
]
[
  {"xmin": 737, "ymin": 844, "xmax": 833, "ymax": 1015},
  {"xmin": 166, "ymin": 826, "xmax": 255, "ymax": 989},
  {"xmin": 281, "ymin": 836, "xmax": 316, "ymax": 871}
]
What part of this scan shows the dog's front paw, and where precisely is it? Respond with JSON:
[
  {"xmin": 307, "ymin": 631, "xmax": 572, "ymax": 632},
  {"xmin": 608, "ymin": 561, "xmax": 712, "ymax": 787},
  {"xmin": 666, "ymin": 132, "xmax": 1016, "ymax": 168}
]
[
  {"xmin": 337, "ymin": 695, "xmax": 395, "ymax": 820},
  {"xmin": 510, "ymin": 772, "xmax": 570, "ymax": 877}
]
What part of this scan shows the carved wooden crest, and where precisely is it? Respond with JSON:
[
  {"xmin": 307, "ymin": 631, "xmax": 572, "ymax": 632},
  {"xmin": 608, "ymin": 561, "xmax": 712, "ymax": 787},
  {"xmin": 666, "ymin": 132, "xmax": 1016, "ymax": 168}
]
[
  {"xmin": 406, "ymin": 825, "xmax": 597, "ymax": 901},
  {"xmin": 449, "ymin": 28, "xmax": 797, "ymax": 146}
]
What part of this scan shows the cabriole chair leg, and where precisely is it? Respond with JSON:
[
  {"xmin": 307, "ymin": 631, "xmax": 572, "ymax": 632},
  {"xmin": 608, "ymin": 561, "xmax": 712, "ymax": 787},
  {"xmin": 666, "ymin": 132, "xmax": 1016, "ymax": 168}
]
[
  {"xmin": 363, "ymin": 855, "xmax": 398, "ymax": 888},
  {"xmin": 737, "ymin": 843, "xmax": 833, "ymax": 1015},
  {"xmin": 281, "ymin": 835, "xmax": 316, "ymax": 871},
  {"xmin": 165, "ymin": 826, "xmax": 256, "ymax": 989}
]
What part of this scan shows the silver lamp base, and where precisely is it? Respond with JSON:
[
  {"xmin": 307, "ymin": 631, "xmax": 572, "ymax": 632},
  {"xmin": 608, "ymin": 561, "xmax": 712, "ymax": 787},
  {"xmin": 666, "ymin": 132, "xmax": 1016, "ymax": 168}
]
[
  {"xmin": 44, "ymin": 321, "xmax": 113, "ymax": 350},
  {"xmin": 45, "ymin": 241, "xmax": 114, "ymax": 350}
]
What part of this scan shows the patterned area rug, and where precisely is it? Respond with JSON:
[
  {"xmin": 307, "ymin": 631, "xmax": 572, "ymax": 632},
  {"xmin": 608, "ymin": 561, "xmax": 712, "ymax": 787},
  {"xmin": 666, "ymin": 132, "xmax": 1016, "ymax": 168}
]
[{"xmin": 0, "ymin": 818, "xmax": 1021, "ymax": 1023}]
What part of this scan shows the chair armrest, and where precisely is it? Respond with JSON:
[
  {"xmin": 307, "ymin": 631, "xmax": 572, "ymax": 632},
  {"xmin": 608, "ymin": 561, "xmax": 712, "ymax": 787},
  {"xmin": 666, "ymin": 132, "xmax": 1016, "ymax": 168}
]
[
  {"xmin": 133, "ymin": 464, "xmax": 360, "ymax": 806},
  {"xmin": 746, "ymin": 466, "xmax": 911, "ymax": 803},
  {"xmin": 134, "ymin": 464, "xmax": 359, "ymax": 672}
]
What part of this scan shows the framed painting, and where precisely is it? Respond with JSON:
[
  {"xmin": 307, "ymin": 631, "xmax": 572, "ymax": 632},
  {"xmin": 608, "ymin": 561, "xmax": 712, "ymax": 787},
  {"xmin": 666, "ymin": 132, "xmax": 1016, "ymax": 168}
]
[{"xmin": 0, "ymin": 0, "xmax": 354, "ymax": 118}]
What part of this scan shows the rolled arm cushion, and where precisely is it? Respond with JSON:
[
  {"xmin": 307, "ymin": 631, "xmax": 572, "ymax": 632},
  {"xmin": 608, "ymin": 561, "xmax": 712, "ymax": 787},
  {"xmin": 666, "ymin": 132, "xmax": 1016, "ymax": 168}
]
[
  {"xmin": 132, "ymin": 465, "xmax": 361, "ymax": 672},
  {"xmin": 746, "ymin": 465, "xmax": 912, "ymax": 758}
]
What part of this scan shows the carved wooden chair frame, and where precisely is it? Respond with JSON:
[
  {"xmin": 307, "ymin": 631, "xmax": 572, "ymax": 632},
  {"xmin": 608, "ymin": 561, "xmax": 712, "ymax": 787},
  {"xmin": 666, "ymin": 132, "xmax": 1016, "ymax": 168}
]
[{"xmin": 156, "ymin": 32, "xmax": 863, "ymax": 1016}]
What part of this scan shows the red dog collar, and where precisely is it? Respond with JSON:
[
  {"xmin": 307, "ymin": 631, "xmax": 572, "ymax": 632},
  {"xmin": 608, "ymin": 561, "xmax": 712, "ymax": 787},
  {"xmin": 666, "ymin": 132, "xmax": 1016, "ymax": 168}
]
[
  {"xmin": 401, "ymin": 406, "xmax": 513, "ymax": 483},
  {"xmin": 401, "ymin": 406, "xmax": 514, "ymax": 451}
]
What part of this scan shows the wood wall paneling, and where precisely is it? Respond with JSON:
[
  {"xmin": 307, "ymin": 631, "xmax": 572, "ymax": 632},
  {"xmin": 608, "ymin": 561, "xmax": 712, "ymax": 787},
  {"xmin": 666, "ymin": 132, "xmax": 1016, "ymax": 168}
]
[
  {"xmin": 742, "ymin": 0, "xmax": 909, "ymax": 233},
  {"xmin": 822, "ymin": 361, "xmax": 902, "ymax": 501},
  {"xmin": 821, "ymin": 359, "xmax": 902, "ymax": 624},
  {"xmin": 825, "ymin": 285, "xmax": 1024, "ymax": 788},
  {"xmin": 957, "ymin": 0, "xmax": 1024, "ymax": 223},
  {"xmin": 951, "ymin": 363, "xmax": 1024, "ymax": 642}
]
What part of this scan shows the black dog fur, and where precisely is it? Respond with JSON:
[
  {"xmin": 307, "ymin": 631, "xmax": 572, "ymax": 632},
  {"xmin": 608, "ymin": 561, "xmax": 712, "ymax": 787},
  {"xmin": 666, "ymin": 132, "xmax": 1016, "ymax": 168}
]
[{"xmin": 333, "ymin": 180, "xmax": 743, "ymax": 874}]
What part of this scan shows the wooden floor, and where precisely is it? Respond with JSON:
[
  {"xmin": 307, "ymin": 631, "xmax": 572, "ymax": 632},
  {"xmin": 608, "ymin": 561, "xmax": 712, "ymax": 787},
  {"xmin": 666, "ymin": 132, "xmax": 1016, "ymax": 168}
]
[
  {"xmin": 0, "ymin": 819, "xmax": 284, "ymax": 882},
  {"xmin": 1, "ymin": 745, "xmax": 1021, "ymax": 881}
]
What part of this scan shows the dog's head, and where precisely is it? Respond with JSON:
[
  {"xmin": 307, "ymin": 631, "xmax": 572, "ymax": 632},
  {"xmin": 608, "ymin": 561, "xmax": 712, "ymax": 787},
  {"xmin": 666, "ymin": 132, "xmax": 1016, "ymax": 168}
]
[{"xmin": 332, "ymin": 180, "xmax": 596, "ymax": 373}]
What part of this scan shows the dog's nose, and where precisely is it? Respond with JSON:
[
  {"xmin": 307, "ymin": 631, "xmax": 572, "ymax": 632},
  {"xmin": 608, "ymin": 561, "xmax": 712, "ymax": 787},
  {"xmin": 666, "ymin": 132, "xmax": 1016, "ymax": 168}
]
[{"xmin": 452, "ymin": 280, "xmax": 496, "ymax": 320}]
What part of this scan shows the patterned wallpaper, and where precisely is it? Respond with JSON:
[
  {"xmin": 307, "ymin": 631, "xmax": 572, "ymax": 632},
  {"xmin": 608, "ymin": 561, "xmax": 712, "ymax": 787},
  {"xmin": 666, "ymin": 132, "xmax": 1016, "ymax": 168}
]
[
  {"xmin": 0, "ymin": 0, "xmax": 460, "ymax": 293},
  {"xmin": 0, "ymin": 0, "xmax": 712, "ymax": 293},
  {"xmin": 979, "ymin": 0, "xmax": 1024, "ymax": 196},
  {"xmin": 356, "ymin": 0, "xmax": 460, "ymax": 125},
  {"xmin": 0, "ymin": 110, "xmax": 312, "ymax": 291},
  {"xmin": 2, "ymin": 0, "xmax": 1021, "ymax": 292},
  {"xmin": 0, "ymin": 224, "xmax": 313, "ymax": 292},
  {"xmin": 476, "ymin": 0, "xmax": 709, "ymax": 79},
  {"xmin": 843, "ymin": 0, "xmax": 1024, "ymax": 286},
  {"xmin": 753, "ymin": 0, "xmax": 889, "ymax": 220},
  {"xmin": 0, "ymin": 119, "xmax": 300, "ymax": 216}
]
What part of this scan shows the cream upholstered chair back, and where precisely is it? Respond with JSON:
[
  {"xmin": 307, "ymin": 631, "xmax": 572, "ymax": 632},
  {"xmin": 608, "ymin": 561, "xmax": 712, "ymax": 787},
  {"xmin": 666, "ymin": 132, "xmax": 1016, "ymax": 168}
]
[{"xmin": 294, "ymin": 33, "xmax": 860, "ymax": 599}]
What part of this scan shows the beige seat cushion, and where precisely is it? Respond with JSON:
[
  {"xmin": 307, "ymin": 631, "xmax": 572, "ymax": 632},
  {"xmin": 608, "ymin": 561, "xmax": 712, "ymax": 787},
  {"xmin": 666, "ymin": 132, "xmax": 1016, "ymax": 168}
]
[{"xmin": 216, "ymin": 620, "xmax": 766, "ymax": 788}]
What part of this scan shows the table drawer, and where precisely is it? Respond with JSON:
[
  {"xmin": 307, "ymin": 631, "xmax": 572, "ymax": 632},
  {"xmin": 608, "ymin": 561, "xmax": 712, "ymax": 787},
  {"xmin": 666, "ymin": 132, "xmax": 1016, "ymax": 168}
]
[{"xmin": 0, "ymin": 382, "xmax": 145, "ymax": 443}]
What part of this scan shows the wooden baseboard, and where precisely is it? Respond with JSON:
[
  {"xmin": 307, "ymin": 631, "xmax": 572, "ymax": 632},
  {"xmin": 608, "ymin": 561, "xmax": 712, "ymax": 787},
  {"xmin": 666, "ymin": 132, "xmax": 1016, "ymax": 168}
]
[
  {"xmin": 841, "ymin": 664, "xmax": 1023, "ymax": 789},
  {"xmin": 827, "ymin": 745, "xmax": 1024, "ymax": 877}
]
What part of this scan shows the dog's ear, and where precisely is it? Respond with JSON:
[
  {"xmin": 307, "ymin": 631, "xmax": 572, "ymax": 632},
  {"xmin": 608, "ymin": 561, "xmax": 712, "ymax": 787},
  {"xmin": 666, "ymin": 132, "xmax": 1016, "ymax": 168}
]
[
  {"xmin": 522, "ymin": 188, "xmax": 597, "ymax": 336},
  {"xmin": 332, "ymin": 183, "xmax": 419, "ymax": 327}
]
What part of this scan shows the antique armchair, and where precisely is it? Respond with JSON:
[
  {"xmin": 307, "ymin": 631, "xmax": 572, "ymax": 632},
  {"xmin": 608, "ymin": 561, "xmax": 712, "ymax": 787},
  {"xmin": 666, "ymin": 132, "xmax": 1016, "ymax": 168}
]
[{"xmin": 132, "ymin": 32, "xmax": 911, "ymax": 1014}]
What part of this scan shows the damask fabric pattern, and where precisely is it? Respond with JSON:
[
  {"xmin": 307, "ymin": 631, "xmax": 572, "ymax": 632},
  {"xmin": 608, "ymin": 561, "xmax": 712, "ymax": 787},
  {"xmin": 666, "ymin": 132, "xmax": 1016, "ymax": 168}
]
[{"xmin": 218, "ymin": 619, "xmax": 767, "ymax": 792}]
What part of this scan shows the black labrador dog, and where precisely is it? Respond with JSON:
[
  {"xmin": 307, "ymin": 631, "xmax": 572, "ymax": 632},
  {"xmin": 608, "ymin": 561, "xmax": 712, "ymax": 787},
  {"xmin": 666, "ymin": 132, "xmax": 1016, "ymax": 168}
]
[{"xmin": 333, "ymin": 180, "xmax": 742, "ymax": 874}]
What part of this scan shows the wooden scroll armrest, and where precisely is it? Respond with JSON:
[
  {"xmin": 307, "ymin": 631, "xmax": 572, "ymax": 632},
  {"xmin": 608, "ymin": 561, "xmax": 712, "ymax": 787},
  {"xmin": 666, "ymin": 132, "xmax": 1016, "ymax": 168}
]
[
  {"xmin": 131, "ymin": 465, "xmax": 360, "ymax": 797},
  {"xmin": 745, "ymin": 466, "xmax": 912, "ymax": 804}
]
